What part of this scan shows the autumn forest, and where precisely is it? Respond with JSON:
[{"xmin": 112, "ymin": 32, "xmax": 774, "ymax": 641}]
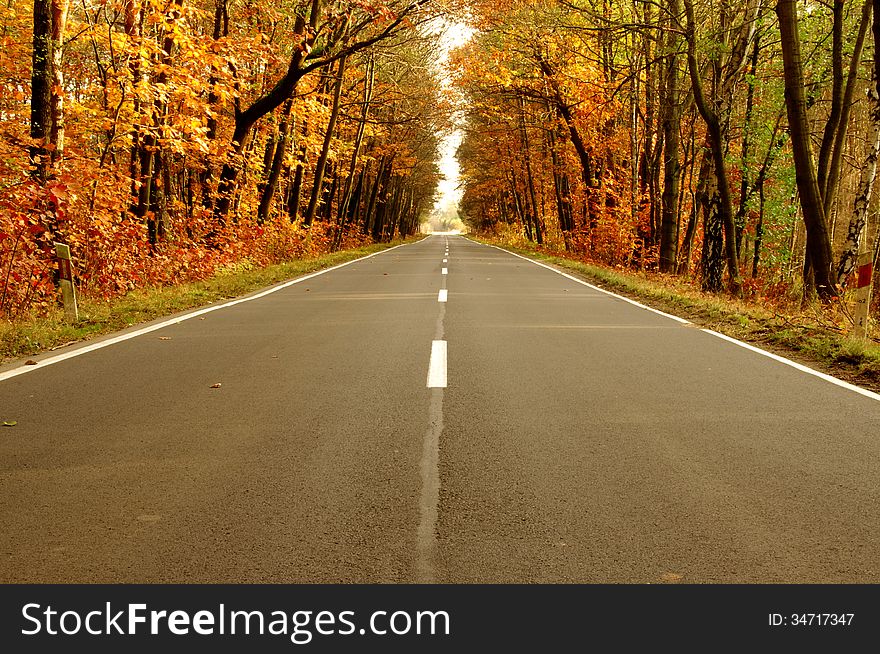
[{"xmin": 1, "ymin": 0, "xmax": 879, "ymax": 326}]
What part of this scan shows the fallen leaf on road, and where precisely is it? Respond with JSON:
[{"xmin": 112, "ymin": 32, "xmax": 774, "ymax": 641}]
[
  {"xmin": 199, "ymin": 317, "xmax": 206, "ymax": 321},
  {"xmin": 25, "ymin": 360, "xmax": 37, "ymax": 365},
  {"xmin": 661, "ymin": 572, "xmax": 683, "ymax": 583},
  {"xmin": 2, "ymin": 421, "xmax": 17, "ymax": 427},
  {"xmin": 49, "ymin": 340, "xmax": 77, "ymax": 351},
  {"xmin": 158, "ymin": 337, "xmax": 172, "ymax": 341},
  {"xmin": 210, "ymin": 383, "xmax": 222, "ymax": 388},
  {"xmin": 305, "ymin": 288, "xmax": 310, "ymax": 292}
]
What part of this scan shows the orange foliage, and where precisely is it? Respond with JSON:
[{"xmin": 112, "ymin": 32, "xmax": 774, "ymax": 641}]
[{"xmin": 1, "ymin": 1, "xmax": 440, "ymax": 318}]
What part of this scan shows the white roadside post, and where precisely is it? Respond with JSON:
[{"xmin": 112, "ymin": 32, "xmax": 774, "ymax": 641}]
[
  {"xmin": 853, "ymin": 251, "xmax": 873, "ymax": 340},
  {"xmin": 54, "ymin": 242, "xmax": 79, "ymax": 322}
]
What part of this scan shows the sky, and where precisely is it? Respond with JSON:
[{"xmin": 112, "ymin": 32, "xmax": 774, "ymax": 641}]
[{"xmin": 427, "ymin": 21, "xmax": 474, "ymax": 232}]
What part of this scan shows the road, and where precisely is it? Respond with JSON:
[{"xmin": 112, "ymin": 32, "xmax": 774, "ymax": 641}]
[{"xmin": 1, "ymin": 234, "xmax": 878, "ymax": 583}]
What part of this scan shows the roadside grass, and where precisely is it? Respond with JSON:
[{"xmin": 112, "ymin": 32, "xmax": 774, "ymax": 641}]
[
  {"xmin": 1, "ymin": 237, "xmax": 422, "ymax": 364},
  {"xmin": 473, "ymin": 237, "xmax": 880, "ymax": 392}
]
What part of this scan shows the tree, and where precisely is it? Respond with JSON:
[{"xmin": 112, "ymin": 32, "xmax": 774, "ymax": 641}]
[
  {"xmin": 776, "ymin": 0, "xmax": 837, "ymax": 300},
  {"xmin": 30, "ymin": 0, "xmax": 53, "ymax": 183},
  {"xmin": 213, "ymin": 0, "xmax": 434, "ymax": 224}
]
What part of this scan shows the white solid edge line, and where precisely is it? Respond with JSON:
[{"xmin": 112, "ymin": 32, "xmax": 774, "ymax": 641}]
[
  {"xmin": 441, "ymin": 268, "xmax": 448, "ymax": 275},
  {"xmin": 487, "ymin": 243, "xmax": 688, "ymax": 324},
  {"xmin": 438, "ymin": 289, "xmax": 448, "ymax": 303},
  {"xmin": 427, "ymin": 340, "xmax": 447, "ymax": 388},
  {"xmin": 477, "ymin": 239, "xmax": 880, "ymax": 403},
  {"xmin": 0, "ymin": 242, "xmax": 412, "ymax": 384},
  {"xmin": 703, "ymin": 330, "xmax": 880, "ymax": 402}
]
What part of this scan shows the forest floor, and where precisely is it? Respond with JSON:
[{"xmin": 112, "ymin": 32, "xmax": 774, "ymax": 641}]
[
  {"xmin": 472, "ymin": 236, "xmax": 880, "ymax": 394},
  {"xmin": 0, "ymin": 236, "xmax": 424, "ymax": 365}
]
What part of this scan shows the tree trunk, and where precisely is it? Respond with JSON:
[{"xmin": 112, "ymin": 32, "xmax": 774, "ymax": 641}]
[
  {"xmin": 817, "ymin": 0, "xmax": 846, "ymax": 202},
  {"xmin": 30, "ymin": 0, "xmax": 53, "ymax": 183},
  {"xmin": 642, "ymin": 0, "xmax": 658, "ymax": 247},
  {"xmin": 508, "ymin": 168, "xmax": 531, "ymax": 241},
  {"xmin": 136, "ymin": 0, "xmax": 183, "ymax": 246},
  {"xmin": 201, "ymin": 0, "xmax": 229, "ymax": 208},
  {"xmin": 370, "ymin": 159, "xmax": 392, "ymax": 241},
  {"xmin": 548, "ymin": 124, "xmax": 574, "ymax": 248},
  {"xmin": 363, "ymin": 158, "xmax": 385, "ymax": 235},
  {"xmin": 777, "ymin": 0, "xmax": 838, "ymax": 300},
  {"xmin": 680, "ymin": 150, "xmax": 710, "ymax": 275},
  {"xmin": 659, "ymin": 0, "xmax": 682, "ymax": 272},
  {"xmin": 258, "ymin": 100, "xmax": 294, "ymax": 222},
  {"xmin": 822, "ymin": 0, "xmax": 872, "ymax": 218},
  {"xmin": 287, "ymin": 152, "xmax": 305, "ymax": 222},
  {"xmin": 49, "ymin": 0, "xmax": 68, "ymax": 169},
  {"xmin": 684, "ymin": 0, "xmax": 743, "ymax": 295},
  {"xmin": 836, "ymin": 59, "xmax": 880, "ymax": 283},
  {"xmin": 125, "ymin": 0, "xmax": 142, "ymax": 213},
  {"xmin": 734, "ymin": 34, "xmax": 760, "ymax": 262},
  {"xmin": 752, "ymin": 180, "xmax": 765, "ymax": 278},
  {"xmin": 518, "ymin": 97, "xmax": 542, "ymax": 245},
  {"xmin": 334, "ymin": 54, "xmax": 374, "ymax": 248},
  {"xmin": 305, "ymin": 55, "xmax": 347, "ymax": 227}
]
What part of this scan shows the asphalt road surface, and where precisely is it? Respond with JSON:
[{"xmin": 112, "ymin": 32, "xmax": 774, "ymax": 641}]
[{"xmin": 1, "ymin": 235, "xmax": 878, "ymax": 583}]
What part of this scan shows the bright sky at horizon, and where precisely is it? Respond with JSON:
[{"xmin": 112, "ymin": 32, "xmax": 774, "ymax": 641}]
[{"xmin": 428, "ymin": 21, "xmax": 474, "ymax": 232}]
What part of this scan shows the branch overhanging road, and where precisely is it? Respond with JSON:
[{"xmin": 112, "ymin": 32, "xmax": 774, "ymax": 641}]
[{"xmin": 1, "ymin": 235, "xmax": 878, "ymax": 583}]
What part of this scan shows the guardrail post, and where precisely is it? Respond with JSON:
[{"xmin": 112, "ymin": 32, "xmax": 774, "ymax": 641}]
[
  {"xmin": 853, "ymin": 251, "xmax": 873, "ymax": 340},
  {"xmin": 54, "ymin": 242, "xmax": 79, "ymax": 322}
]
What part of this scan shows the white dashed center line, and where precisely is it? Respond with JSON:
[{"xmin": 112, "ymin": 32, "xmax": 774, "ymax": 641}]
[
  {"xmin": 427, "ymin": 340, "xmax": 447, "ymax": 388},
  {"xmin": 438, "ymin": 289, "xmax": 447, "ymax": 303}
]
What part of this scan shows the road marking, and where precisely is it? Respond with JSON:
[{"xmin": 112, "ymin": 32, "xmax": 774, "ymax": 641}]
[
  {"xmin": 420, "ymin": 246, "xmax": 448, "ymax": 579},
  {"xmin": 443, "ymin": 258, "xmax": 448, "ymax": 263},
  {"xmin": 0, "ymin": 242, "xmax": 413, "ymax": 383},
  {"xmin": 427, "ymin": 340, "xmax": 447, "ymax": 388},
  {"xmin": 417, "ymin": 389, "xmax": 442, "ymax": 582},
  {"xmin": 489, "ymin": 245, "xmax": 689, "ymax": 324},
  {"xmin": 703, "ymin": 330, "xmax": 880, "ymax": 402},
  {"xmin": 298, "ymin": 292, "xmax": 432, "ymax": 301},
  {"xmin": 441, "ymin": 267, "xmax": 448, "ymax": 275},
  {"xmin": 475, "ymin": 238, "xmax": 880, "ymax": 404},
  {"xmin": 511, "ymin": 324, "xmax": 682, "ymax": 330}
]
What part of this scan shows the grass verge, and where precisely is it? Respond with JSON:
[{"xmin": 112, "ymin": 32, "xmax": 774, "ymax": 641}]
[
  {"xmin": 473, "ymin": 237, "xmax": 880, "ymax": 393},
  {"xmin": 1, "ymin": 237, "xmax": 422, "ymax": 364}
]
